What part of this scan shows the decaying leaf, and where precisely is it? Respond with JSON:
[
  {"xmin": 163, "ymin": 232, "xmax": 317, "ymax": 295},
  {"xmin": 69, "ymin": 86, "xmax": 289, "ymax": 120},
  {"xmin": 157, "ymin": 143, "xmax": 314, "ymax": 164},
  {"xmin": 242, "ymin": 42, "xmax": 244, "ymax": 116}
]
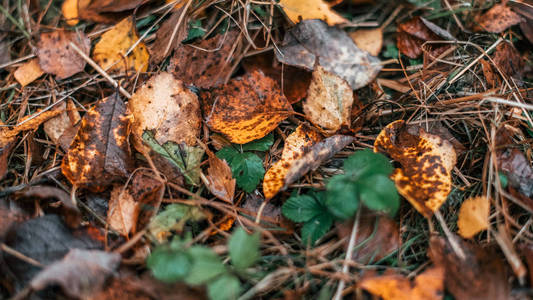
[
  {"xmin": 492, "ymin": 41, "xmax": 524, "ymax": 79},
  {"xmin": 36, "ymin": 30, "xmax": 90, "ymax": 79},
  {"xmin": 30, "ymin": 249, "xmax": 121, "ymax": 299},
  {"xmin": 359, "ymin": 266, "xmax": 445, "ymax": 300},
  {"xmin": 204, "ymin": 151, "xmax": 236, "ymax": 203},
  {"xmin": 201, "ymin": 70, "xmax": 292, "ymax": 144},
  {"xmin": 374, "ymin": 120, "xmax": 456, "ymax": 217},
  {"xmin": 397, "ymin": 17, "xmax": 451, "ymax": 59},
  {"xmin": 457, "ymin": 196, "xmax": 490, "ymax": 239},
  {"xmin": 168, "ymin": 31, "xmax": 239, "ymax": 88},
  {"xmin": 149, "ymin": 8, "xmax": 188, "ymax": 64},
  {"xmin": 62, "ymin": 93, "xmax": 134, "ymax": 189},
  {"xmin": 14, "ymin": 58, "xmax": 45, "ymax": 87},
  {"xmin": 62, "ymin": 0, "xmax": 79, "ymax": 26},
  {"xmin": 350, "ymin": 27, "xmax": 383, "ymax": 56},
  {"xmin": 92, "ymin": 17, "xmax": 150, "ymax": 73},
  {"xmin": 107, "ymin": 185, "xmax": 140, "ymax": 236},
  {"xmin": 278, "ymin": 0, "xmax": 347, "ymax": 26},
  {"xmin": 303, "ymin": 65, "xmax": 353, "ymax": 131},
  {"xmin": 276, "ymin": 19, "xmax": 381, "ymax": 90},
  {"xmin": 43, "ymin": 100, "xmax": 81, "ymax": 150},
  {"xmin": 263, "ymin": 125, "xmax": 322, "ymax": 200},
  {"xmin": 429, "ymin": 236, "xmax": 510, "ymax": 300},
  {"xmin": 475, "ymin": 3, "xmax": 522, "ymax": 33}
]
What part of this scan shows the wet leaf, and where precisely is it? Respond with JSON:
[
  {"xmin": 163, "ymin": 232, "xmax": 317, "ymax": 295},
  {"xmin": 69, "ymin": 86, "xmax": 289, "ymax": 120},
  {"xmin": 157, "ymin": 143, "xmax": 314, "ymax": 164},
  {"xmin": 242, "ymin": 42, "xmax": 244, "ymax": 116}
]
[
  {"xmin": 205, "ymin": 151, "xmax": 236, "ymax": 203},
  {"xmin": 359, "ymin": 266, "xmax": 445, "ymax": 300},
  {"xmin": 278, "ymin": 0, "xmax": 347, "ymax": 25},
  {"xmin": 61, "ymin": 93, "xmax": 134, "ymax": 189},
  {"xmin": 43, "ymin": 100, "xmax": 81, "ymax": 151},
  {"xmin": 350, "ymin": 27, "xmax": 383, "ymax": 56},
  {"xmin": 201, "ymin": 70, "xmax": 291, "ymax": 144},
  {"xmin": 62, "ymin": 0, "xmax": 79, "ymax": 26},
  {"xmin": 107, "ymin": 185, "xmax": 140, "ymax": 236},
  {"xmin": 14, "ymin": 58, "xmax": 44, "ymax": 87},
  {"xmin": 168, "ymin": 31, "xmax": 239, "ymax": 88},
  {"xmin": 475, "ymin": 3, "xmax": 522, "ymax": 33},
  {"xmin": 263, "ymin": 125, "xmax": 322, "ymax": 199},
  {"xmin": 276, "ymin": 19, "xmax": 381, "ymax": 90},
  {"xmin": 457, "ymin": 196, "xmax": 490, "ymax": 239},
  {"xmin": 303, "ymin": 65, "xmax": 354, "ymax": 131},
  {"xmin": 374, "ymin": 120, "xmax": 456, "ymax": 218},
  {"xmin": 30, "ymin": 249, "xmax": 120, "ymax": 299},
  {"xmin": 92, "ymin": 17, "xmax": 150, "ymax": 73},
  {"xmin": 228, "ymin": 227, "xmax": 260, "ymax": 270},
  {"xmin": 36, "ymin": 30, "xmax": 90, "ymax": 79},
  {"xmin": 397, "ymin": 17, "xmax": 451, "ymax": 59}
]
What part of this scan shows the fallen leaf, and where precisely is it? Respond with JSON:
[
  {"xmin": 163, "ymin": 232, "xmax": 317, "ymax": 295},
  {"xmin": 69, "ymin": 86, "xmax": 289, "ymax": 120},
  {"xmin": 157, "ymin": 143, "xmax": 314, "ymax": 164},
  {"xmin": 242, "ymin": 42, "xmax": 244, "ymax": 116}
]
[
  {"xmin": 429, "ymin": 236, "xmax": 510, "ymax": 300},
  {"xmin": 87, "ymin": 0, "xmax": 147, "ymax": 12},
  {"xmin": 275, "ymin": 19, "xmax": 381, "ymax": 90},
  {"xmin": 107, "ymin": 185, "xmax": 140, "ymax": 236},
  {"xmin": 350, "ymin": 27, "xmax": 383, "ymax": 56},
  {"xmin": 62, "ymin": 93, "xmax": 134, "ymax": 189},
  {"xmin": 492, "ymin": 41, "xmax": 524, "ymax": 79},
  {"xmin": 374, "ymin": 120, "xmax": 456, "ymax": 217},
  {"xmin": 168, "ymin": 31, "xmax": 239, "ymax": 88},
  {"xmin": 284, "ymin": 135, "xmax": 354, "ymax": 189},
  {"xmin": 77, "ymin": 0, "xmax": 128, "ymax": 23},
  {"xmin": 0, "ymin": 138, "xmax": 14, "ymax": 180},
  {"xmin": 30, "ymin": 249, "xmax": 120, "ymax": 299},
  {"xmin": 303, "ymin": 65, "xmax": 354, "ymax": 131},
  {"xmin": 520, "ymin": 19, "xmax": 533, "ymax": 44},
  {"xmin": 14, "ymin": 58, "xmax": 44, "ymax": 87},
  {"xmin": 278, "ymin": 0, "xmax": 347, "ymax": 25},
  {"xmin": 475, "ymin": 3, "xmax": 522, "ymax": 33},
  {"xmin": 148, "ymin": 204, "xmax": 206, "ymax": 242},
  {"xmin": 397, "ymin": 17, "xmax": 451, "ymax": 59},
  {"xmin": 457, "ymin": 196, "xmax": 490, "ymax": 239},
  {"xmin": 241, "ymin": 192, "xmax": 294, "ymax": 234},
  {"xmin": 150, "ymin": 8, "xmax": 189, "ymax": 64},
  {"xmin": 36, "ymin": 30, "xmax": 90, "ymax": 79},
  {"xmin": 204, "ymin": 151, "xmax": 236, "ymax": 203},
  {"xmin": 498, "ymin": 148, "xmax": 533, "ymax": 198},
  {"xmin": 62, "ymin": 0, "xmax": 79, "ymax": 26},
  {"xmin": 359, "ymin": 266, "xmax": 445, "ymax": 300},
  {"xmin": 480, "ymin": 59, "xmax": 499, "ymax": 88},
  {"xmin": 92, "ymin": 17, "xmax": 150, "ymax": 73},
  {"xmin": 0, "ymin": 106, "xmax": 63, "ymax": 146},
  {"xmin": 43, "ymin": 100, "xmax": 81, "ymax": 150},
  {"xmin": 201, "ymin": 70, "xmax": 292, "ymax": 144},
  {"xmin": 263, "ymin": 125, "xmax": 322, "ymax": 200}
]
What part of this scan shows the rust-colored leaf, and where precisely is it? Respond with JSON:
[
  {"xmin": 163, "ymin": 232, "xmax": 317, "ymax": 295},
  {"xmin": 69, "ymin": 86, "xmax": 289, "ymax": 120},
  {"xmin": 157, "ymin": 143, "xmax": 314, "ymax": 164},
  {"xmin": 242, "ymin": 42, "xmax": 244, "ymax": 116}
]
[
  {"xmin": 14, "ymin": 58, "xmax": 44, "ymax": 87},
  {"xmin": 278, "ymin": 0, "xmax": 347, "ymax": 25},
  {"xmin": 62, "ymin": 0, "xmax": 79, "ymax": 26},
  {"xmin": 475, "ymin": 3, "xmax": 522, "ymax": 33},
  {"xmin": 61, "ymin": 93, "xmax": 134, "ymax": 189},
  {"xmin": 44, "ymin": 100, "xmax": 81, "ymax": 151},
  {"xmin": 92, "ymin": 17, "xmax": 150, "ymax": 73},
  {"xmin": 303, "ymin": 65, "xmax": 354, "ymax": 132},
  {"xmin": 205, "ymin": 151, "xmax": 236, "ymax": 203},
  {"xmin": 201, "ymin": 70, "xmax": 292, "ymax": 144},
  {"xmin": 36, "ymin": 30, "xmax": 90, "ymax": 79},
  {"xmin": 263, "ymin": 125, "xmax": 322, "ymax": 200},
  {"xmin": 397, "ymin": 17, "xmax": 451, "ymax": 59},
  {"xmin": 457, "ymin": 196, "xmax": 490, "ymax": 239},
  {"xmin": 492, "ymin": 41, "xmax": 524, "ymax": 79},
  {"xmin": 374, "ymin": 120, "xmax": 456, "ymax": 217},
  {"xmin": 359, "ymin": 266, "xmax": 445, "ymax": 300},
  {"xmin": 168, "ymin": 31, "xmax": 239, "ymax": 89},
  {"xmin": 107, "ymin": 185, "xmax": 140, "ymax": 236}
]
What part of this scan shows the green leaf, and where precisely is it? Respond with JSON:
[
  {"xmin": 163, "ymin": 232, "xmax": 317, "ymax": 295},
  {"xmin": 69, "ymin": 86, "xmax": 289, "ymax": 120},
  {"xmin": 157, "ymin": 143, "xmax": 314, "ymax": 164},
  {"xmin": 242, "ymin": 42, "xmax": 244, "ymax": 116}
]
[
  {"xmin": 185, "ymin": 246, "xmax": 227, "ymax": 285},
  {"xmin": 216, "ymin": 146, "xmax": 239, "ymax": 163},
  {"xmin": 147, "ymin": 248, "xmax": 191, "ymax": 283},
  {"xmin": 148, "ymin": 204, "xmax": 205, "ymax": 242},
  {"xmin": 343, "ymin": 149, "xmax": 393, "ymax": 179},
  {"xmin": 325, "ymin": 175, "xmax": 360, "ymax": 220},
  {"xmin": 207, "ymin": 274, "xmax": 241, "ymax": 300},
  {"xmin": 231, "ymin": 152, "xmax": 265, "ymax": 192},
  {"xmin": 301, "ymin": 213, "xmax": 333, "ymax": 246},
  {"xmin": 184, "ymin": 19, "xmax": 205, "ymax": 42},
  {"xmin": 282, "ymin": 195, "xmax": 322, "ymax": 222},
  {"xmin": 228, "ymin": 228, "xmax": 261, "ymax": 271},
  {"xmin": 241, "ymin": 134, "xmax": 274, "ymax": 151},
  {"xmin": 358, "ymin": 174, "xmax": 399, "ymax": 216}
]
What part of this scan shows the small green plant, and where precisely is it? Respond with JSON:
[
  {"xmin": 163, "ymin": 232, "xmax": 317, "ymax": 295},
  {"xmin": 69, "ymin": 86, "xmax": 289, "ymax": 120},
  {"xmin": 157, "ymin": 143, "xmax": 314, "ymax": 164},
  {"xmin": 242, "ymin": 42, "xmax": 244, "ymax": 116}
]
[
  {"xmin": 282, "ymin": 149, "xmax": 399, "ymax": 245},
  {"xmin": 216, "ymin": 134, "xmax": 273, "ymax": 192},
  {"xmin": 147, "ymin": 227, "xmax": 260, "ymax": 300}
]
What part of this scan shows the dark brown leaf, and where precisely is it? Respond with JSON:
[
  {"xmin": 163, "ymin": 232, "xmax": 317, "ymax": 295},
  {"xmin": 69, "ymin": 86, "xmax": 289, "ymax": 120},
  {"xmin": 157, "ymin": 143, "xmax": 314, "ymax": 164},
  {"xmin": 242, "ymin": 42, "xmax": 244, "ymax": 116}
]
[
  {"xmin": 475, "ymin": 3, "xmax": 522, "ymax": 33},
  {"xmin": 492, "ymin": 41, "xmax": 524, "ymax": 79},
  {"xmin": 397, "ymin": 17, "xmax": 451, "ymax": 59},
  {"xmin": 150, "ymin": 8, "xmax": 188, "ymax": 64}
]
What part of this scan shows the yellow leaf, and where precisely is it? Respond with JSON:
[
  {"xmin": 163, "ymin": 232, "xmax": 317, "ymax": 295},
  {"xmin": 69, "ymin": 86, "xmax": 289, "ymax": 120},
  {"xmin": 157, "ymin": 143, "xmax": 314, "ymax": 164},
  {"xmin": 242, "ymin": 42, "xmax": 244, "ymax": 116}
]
[
  {"xmin": 62, "ymin": 0, "xmax": 79, "ymax": 26},
  {"xmin": 92, "ymin": 17, "xmax": 149, "ymax": 73},
  {"xmin": 457, "ymin": 196, "xmax": 490, "ymax": 239},
  {"xmin": 14, "ymin": 58, "xmax": 44, "ymax": 87},
  {"xmin": 279, "ymin": 0, "xmax": 347, "ymax": 25}
]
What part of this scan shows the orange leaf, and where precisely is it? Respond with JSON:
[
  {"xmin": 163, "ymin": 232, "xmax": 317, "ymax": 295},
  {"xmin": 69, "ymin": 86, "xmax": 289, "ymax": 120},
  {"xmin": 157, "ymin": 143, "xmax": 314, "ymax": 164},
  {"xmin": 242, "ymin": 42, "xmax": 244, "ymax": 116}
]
[
  {"xmin": 457, "ymin": 196, "xmax": 490, "ymax": 239},
  {"xmin": 14, "ymin": 58, "xmax": 44, "ymax": 87},
  {"xmin": 278, "ymin": 0, "xmax": 347, "ymax": 25},
  {"xmin": 62, "ymin": 0, "xmax": 79, "ymax": 26},
  {"xmin": 107, "ymin": 185, "xmax": 140, "ymax": 236}
]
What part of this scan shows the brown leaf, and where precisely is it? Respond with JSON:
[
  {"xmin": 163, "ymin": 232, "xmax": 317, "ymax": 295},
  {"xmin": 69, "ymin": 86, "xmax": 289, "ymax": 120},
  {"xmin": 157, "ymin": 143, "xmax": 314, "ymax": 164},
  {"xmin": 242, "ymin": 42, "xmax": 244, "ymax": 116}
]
[
  {"xmin": 0, "ymin": 138, "xmax": 14, "ymax": 180},
  {"xmin": 107, "ymin": 185, "xmax": 140, "ymax": 236},
  {"xmin": 397, "ymin": 17, "xmax": 451, "ymax": 59},
  {"xmin": 475, "ymin": 3, "xmax": 522, "ymax": 33},
  {"xmin": 276, "ymin": 19, "xmax": 381, "ymax": 90},
  {"xmin": 303, "ymin": 65, "xmax": 354, "ymax": 131},
  {"xmin": 359, "ymin": 266, "xmax": 445, "ymax": 300},
  {"xmin": 457, "ymin": 196, "xmax": 490, "ymax": 239},
  {"xmin": 62, "ymin": 93, "xmax": 134, "ymax": 189},
  {"xmin": 168, "ymin": 31, "xmax": 239, "ymax": 89},
  {"xmin": 429, "ymin": 236, "xmax": 510, "ymax": 300},
  {"xmin": 278, "ymin": 0, "xmax": 347, "ymax": 25},
  {"xmin": 498, "ymin": 148, "xmax": 533, "ymax": 198},
  {"xmin": 350, "ymin": 27, "xmax": 383, "ymax": 56},
  {"xmin": 374, "ymin": 120, "xmax": 456, "ymax": 217},
  {"xmin": 263, "ymin": 125, "xmax": 322, "ymax": 200},
  {"xmin": 150, "ymin": 8, "xmax": 188, "ymax": 64},
  {"xmin": 36, "ymin": 30, "xmax": 90, "ymax": 79},
  {"xmin": 205, "ymin": 152, "xmax": 236, "ymax": 203},
  {"xmin": 43, "ymin": 100, "xmax": 81, "ymax": 150},
  {"xmin": 520, "ymin": 19, "xmax": 533, "ymax": 44},
  {"xmin": 201, "ymin": 70, "xmax": 292, "ymax": 144},
  {"xmin": 492, "ymin": 41, "xmax": 524, "ymax": 79},
  {"xmin": 30, "ymin": 249, "xmax": 120, "ymax": 299},
  {"xmin": 241, "ymin": 193, "xmax": 294, "ymax": 234},
  {"xmin": 129, "ymin": 72, "xmax": 201, "ymax": 151},
  {"xmin": 77, "ymin": 0, "xmax": 129, "ymax": 23},
  {"xmin": 14, "ymin": 58, "xmax": 44, "ymax": 87},
  {"xmin": 87, "ymin": 0, "xmax": 147, "ymax": 12}
]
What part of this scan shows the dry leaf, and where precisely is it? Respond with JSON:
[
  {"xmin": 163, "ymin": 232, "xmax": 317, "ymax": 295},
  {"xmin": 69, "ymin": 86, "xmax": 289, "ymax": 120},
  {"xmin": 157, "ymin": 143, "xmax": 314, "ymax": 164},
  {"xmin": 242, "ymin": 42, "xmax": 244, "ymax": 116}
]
[
  {"xmin": 359, "ymin": 266, "xmax": 445, "ymax": 300},
  {"xmin": 457, "ymin": 196, "xmax": 490, "ymax": 239},
  {"xmin": 44, "ymin": 100, "xmax": 81, "ymax": 150},
  {"xmin": 475, "ymin": 3, "xmax": 522, "ymax": 33},
  {"xmin": 150, "ymin": 8, "xmax": 188, "ymax": 64},
  {"xmin": 350, "ymin": 27, "xmax": 383, "ymax": 56},
  {"xmin": 498, "ymin": 148, "xmax": 533, "ymax": 199},
  {"xmin": 36, "ymin": 30, "xmax": 90, "ymax": 79},
  {"xmin": 278, "ymin": 0, "xmax": 347, "ymax": 25},
  {"xmin": 0, "ymin": 137, "xmax": 14, "ymax": 180},
  {"xmin": 303, "ymin": 65, "xmax": 354, "ymax": 131},
  {"xmin": 14, "ymin": 58, "xmax": 45, "ymax": 87},
  {"xmin": 276, "ymin": 19, "xmax": 381, "ymax": 90},
  {"xmin": 205, "ymin": 152, "xmax": 236, "ymax": 203},
  {"xmin": 107, "ymin": 185, "xmax": 140, "ymax": 236},
  {"xmin": 168, "ymin": 31, "xmax": 239, "ymax": 88},
  {"xmin": 62, "ymin": 0, "xmax": 79, "ymax": 26},
  {"xmin": 201, "ymin": 70, "xmax": 292, "ymax": 144},
  {"xmin": 0, "ymin": 107, "xmax": 63, "ymax": 146},
  {"xmin": 62, "ymin": 93, "xmax": 134, "ymax": 189},
  {"xmin": 129, "ymin": 72, "xmax": 201, "ymax": 151},
  {"xmin": 87, "ymin": 0, "xmax": 147, "ymax": 12},
  {"xmin": 241, "ymin": 193, "xmax": 294, "ymax": 234},
  {"xmin": 263, "ymin": 125, "xmax": 322, "ymax": 200},
  {"xmin": 492, "ymin": 41, "xmax": 524, "ymax": 79},
  {"xmin": 92, "ymin": 17, "xmax": 150, "ymax": 73},
  {"xmin": 520, "ymin": 19, "xmax": 533, "ymax": 44},
  {"xmin": 374, "ymin": 120, "xmax": 456, "ymax": 217},
  {"xmin": 397, "ymin": 17, "xmax": 451, "ymax": 59},
  {"xmin": 77, "ymin": 0, "xmax": 128, "ymax": 23}
]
